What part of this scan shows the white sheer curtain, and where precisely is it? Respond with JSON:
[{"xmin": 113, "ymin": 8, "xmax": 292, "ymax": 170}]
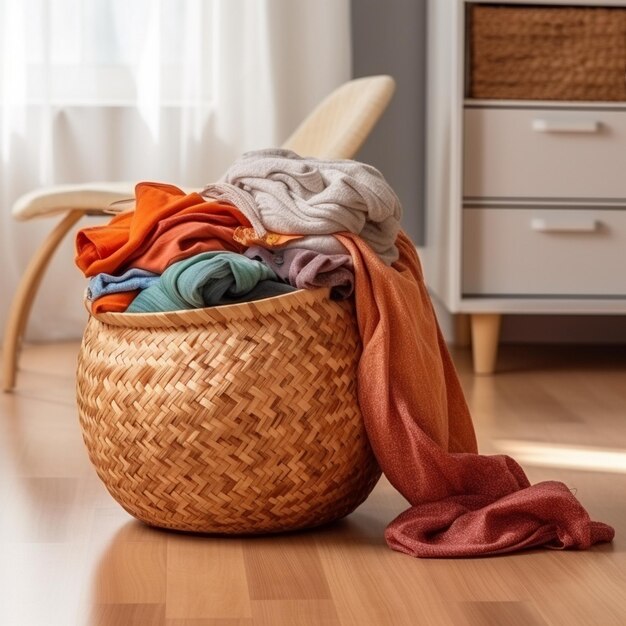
[{"xmin": 0, "ymin": 0, "xmax": 351, "ymax": 342}]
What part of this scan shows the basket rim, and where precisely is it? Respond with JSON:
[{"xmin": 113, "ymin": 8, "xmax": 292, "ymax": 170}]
[{"xmin": 87, "ymin": 287, "xmax": 335, "ymax": 328}]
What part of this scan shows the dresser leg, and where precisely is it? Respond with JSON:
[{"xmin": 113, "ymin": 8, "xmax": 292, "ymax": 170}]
[{"xmin": 470, "ymin": 313, "xmax": 502, "ymax": 375}]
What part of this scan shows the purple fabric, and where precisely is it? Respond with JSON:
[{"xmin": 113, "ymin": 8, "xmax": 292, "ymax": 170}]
[{"xmin": 244, "ymin": 246, "xmax": 354, "ymax": 299}]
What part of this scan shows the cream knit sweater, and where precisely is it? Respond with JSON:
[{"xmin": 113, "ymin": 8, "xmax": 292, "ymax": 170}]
[{"xmin": 201, "ymin": 148, "xmax": 402, "ymax": 265}]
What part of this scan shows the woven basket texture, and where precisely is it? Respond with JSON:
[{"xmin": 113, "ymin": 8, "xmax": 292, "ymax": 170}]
[
  {"xmin": 469, "ymin": 5, "xmax": 626, "ymax": 101},
  {"xmin": 76, "ymin": 288, "xmax": 381, "ymax": 534}
]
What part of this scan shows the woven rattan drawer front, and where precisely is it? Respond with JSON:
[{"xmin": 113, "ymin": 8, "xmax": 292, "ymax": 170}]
[
  {"xmin": 464, "ymin": 107, "xmax": 626, "ymax": 200},
  {"xmin": 468, "ymin": 4, "xmax": 626, "ymax": 101},
  {"xmin": 462, "ymin": 207, "xmax": 626, "ymax": 297}
]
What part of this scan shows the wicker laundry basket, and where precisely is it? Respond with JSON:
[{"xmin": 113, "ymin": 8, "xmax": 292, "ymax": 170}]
[
  {"xmin": 76, "ymin": 288, "xmax": 380, "ymax": 534},
  {"xmin": 469, "ymin": 5, "xmax": 626, "ymax": 101}
]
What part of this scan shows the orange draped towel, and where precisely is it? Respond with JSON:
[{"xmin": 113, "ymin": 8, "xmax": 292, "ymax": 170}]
[{"xmin": 336, "ymin": 230, "xmax": 614, "ymax": 557}]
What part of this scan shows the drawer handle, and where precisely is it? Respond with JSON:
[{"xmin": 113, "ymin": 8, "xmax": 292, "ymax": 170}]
[
  {"xmin": 530, "ymin": 217, "xmax": 599, "ymax": 233},
  {"xmin": 531, "ymin": 119, "xmax": 600, "ymax": 134}
]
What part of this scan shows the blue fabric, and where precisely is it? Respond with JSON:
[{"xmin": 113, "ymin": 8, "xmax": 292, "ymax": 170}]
[
  {"xmin": 87, "ymin": 268, "xmax": 160, "ymax": 300},
  {"xmin": 127, "ymin": 251, "xmax": 296, "ymax": 313}
]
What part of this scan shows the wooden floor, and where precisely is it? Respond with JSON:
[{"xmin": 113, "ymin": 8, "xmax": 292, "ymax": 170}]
[{"xmin": 1, "ymin": 342, "xmax": 625, "ymax": 626}]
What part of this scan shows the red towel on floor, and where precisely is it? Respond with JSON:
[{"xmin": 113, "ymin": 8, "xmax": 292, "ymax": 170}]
[
  {"xmin": 336, "ymin": 230, "xmax": 614, "ymax": 557},
  {"xmin": 75, "ymin": 182, "xmax": 250, "ymax": 277}
]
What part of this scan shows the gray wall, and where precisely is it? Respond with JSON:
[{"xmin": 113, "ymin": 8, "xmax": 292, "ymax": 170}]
[{"xmin": 351, "ymin": 0, "xmax": 426, "ymax": 245}]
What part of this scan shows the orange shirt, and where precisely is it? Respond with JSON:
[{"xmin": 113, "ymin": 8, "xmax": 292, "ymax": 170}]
[{"xmin": 76, "ymin": 182, "xmax": 251, "ymax": 277}]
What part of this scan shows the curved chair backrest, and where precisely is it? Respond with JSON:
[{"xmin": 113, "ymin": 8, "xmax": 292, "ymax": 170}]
[{"xmin": 281, "ymin": 75, "xmax": 396, "ymax": 160}]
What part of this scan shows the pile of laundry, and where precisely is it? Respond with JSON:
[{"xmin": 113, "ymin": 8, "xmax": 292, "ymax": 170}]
[
  {"xmin": 74, "ymin": 148, "xmax": 614, "ymax": 559},
  {"xmin": 75, "ymin": 148, "xmax": 402, "ymax": 314}
]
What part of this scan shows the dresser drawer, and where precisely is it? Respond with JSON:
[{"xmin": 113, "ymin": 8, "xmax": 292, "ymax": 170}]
[
  {"xmin": 468, "ymin": 5, "xmax": 626, "ymax": 102},
  {"xmin": 464, "ymin": 108, "xmax": 626, "ymax": 200},
  {"xmin": 462, "ymin": 208, "xmax": 626, "ymax": 297}
]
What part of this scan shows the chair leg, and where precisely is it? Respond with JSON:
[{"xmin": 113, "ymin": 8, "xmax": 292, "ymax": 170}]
[
  {"xmin": 2, "ymin": 210, "xmax": 85, "ymax": 392},
  {"xmin": 470, "ymin": 313, "xmax": 502, "ymax": 375}
]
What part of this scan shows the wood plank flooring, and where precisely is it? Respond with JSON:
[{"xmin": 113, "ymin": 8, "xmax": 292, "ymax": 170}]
[{"xmin": 1, "ymin": 342, "xmax": 625, "ymax": 625}]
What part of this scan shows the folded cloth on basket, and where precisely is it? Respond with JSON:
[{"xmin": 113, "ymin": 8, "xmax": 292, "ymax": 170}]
[
  {"xmin": 201, "ymin": 148, "xmax": 401, "ymax": 264},
  {"xmin": 245, "ymin": 246, "xmax": 354, "ymax": 299},
  {"xmin": 75, "ymin": 182, "xmax": 250, "ymax": 277},
  {"xmin": 335, "ymin": 230, "xmax": 615, "ymax": 557},
  {"xmin": 86, "ymin": 268, "xmax": 159, "ymax": 300},
  {"xmin": 91, "ymin": 291, "xmax": 139, "ymax": 315},
  {"xmin": 234, "ymin": 227, "xmax": 349, "ymax": 257},
  {"xmin": 127, "ymin": 251, "xmax": 295, "ymax": 313},
  {"xmin": 124, "ymin": 210, "xmax": 251, "ymax": 274},
  {"xmin": 232, "ymin": 227, "xmax": 304, "ymax": 248}
]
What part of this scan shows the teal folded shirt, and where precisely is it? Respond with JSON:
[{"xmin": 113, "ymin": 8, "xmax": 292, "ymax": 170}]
[{"xmin": 127, "ymin": 251, "xmax": 295, "ymax": 313}]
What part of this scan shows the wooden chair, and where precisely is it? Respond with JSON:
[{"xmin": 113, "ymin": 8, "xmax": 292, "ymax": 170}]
[{"xmin": 2, "ymin": 75, "xmax": 395, "ymax": 391}]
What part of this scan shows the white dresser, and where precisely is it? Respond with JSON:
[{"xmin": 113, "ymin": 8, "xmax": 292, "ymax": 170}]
[{"xmin": 423, "ymin": 0, "xmax": 626, "ymax": 373}]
